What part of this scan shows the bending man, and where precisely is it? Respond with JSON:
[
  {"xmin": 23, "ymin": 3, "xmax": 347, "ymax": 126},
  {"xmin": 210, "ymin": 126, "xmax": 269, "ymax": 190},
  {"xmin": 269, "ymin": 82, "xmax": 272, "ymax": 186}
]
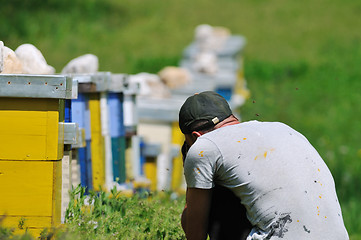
[{"xmin": 179, "ymin": 91, "xmax": 349, "ymax": 240}]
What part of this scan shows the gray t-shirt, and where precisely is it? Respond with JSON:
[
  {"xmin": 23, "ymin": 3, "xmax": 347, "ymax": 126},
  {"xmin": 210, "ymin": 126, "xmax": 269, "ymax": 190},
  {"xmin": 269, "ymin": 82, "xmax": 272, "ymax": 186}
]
[{"xmin": 184, "ymin": 121, "xmax": 349, "ymax": 240}]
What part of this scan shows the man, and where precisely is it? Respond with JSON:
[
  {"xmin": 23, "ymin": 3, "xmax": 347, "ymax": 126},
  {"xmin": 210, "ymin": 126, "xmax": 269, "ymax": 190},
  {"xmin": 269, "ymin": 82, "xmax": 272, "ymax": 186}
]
[{"xmin": 179, "ymin": 91, "xmax": 349, "ymax": 240}]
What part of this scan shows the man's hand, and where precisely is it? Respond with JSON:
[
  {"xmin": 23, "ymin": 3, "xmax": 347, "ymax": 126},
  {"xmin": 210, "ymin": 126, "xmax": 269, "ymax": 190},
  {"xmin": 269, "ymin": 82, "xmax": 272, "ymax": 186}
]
[{"xmin": 184, "ymin": 188, "xmax": 212, "ymax": 240}]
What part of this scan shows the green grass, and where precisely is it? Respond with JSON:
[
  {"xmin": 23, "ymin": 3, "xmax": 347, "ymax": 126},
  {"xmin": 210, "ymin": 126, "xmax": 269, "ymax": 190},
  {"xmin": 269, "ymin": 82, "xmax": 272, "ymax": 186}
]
[
  {"xmin": 1, "ymin": 0, "xmax": 360, "ymax": 238},
  {"xmin": 0, "ymin": 186, "xmax": 186, "ymax": 240},
  {"xmin": 59, "ymin": 186, "xmax": 185, "ymax": 240},
  {"xmin": 3, "ymin": 0, "xmax": 361, "ymax": 73}
]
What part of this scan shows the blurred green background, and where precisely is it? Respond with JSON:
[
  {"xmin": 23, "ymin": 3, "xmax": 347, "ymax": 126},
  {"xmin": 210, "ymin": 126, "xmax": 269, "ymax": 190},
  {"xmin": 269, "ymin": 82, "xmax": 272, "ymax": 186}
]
[{"xmin": 1, "ymin": 0, "xmax": 360, "ymax": 238}]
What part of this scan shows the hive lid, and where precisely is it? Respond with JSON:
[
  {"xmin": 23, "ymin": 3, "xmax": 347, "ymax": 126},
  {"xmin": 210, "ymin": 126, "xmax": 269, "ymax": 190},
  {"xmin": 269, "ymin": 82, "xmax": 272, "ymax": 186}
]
[{"xmin": 0, "ymin": 74, "xmax": 76, "ymax": 99}]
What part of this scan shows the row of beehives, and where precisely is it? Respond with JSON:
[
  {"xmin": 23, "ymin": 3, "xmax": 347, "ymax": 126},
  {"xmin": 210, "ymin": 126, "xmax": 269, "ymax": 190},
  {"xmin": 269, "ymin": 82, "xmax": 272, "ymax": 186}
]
[
  {"xmin": 0, "ymin": 24, "xmax": 249, "ymax": 236},
  {"xmin": 0, "ymin": 40, "xmax": 188, "ymax": 193},
  {"xmin": 0, "ymin": 40, "xmax": 190, "ymax": 237},
  {"xmin": 0, "ymin": 71, "xmax": 184, "ymax": 236}
]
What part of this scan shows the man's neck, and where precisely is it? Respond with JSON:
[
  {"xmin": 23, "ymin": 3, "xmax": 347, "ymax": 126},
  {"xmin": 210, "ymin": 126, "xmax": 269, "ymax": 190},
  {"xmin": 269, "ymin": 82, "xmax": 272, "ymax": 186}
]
[{"xmin": 214, "ymin": 115, "xmax": 240, "ymax": 129}]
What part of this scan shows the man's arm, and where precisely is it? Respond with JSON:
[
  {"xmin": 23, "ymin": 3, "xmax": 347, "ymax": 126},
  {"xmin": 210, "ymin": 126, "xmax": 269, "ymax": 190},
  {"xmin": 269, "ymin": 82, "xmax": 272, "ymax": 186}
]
[{"xmin": 183, "ymin": 187, "xmax": 212, "ymax": 240}]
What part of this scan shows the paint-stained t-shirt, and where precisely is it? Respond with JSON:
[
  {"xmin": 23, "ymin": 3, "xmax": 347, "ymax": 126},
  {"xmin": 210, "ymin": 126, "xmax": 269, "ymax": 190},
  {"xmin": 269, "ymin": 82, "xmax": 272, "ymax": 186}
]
[{"xmin": 184, "ymin": 121, "xmax": 349, "ymax": 240}]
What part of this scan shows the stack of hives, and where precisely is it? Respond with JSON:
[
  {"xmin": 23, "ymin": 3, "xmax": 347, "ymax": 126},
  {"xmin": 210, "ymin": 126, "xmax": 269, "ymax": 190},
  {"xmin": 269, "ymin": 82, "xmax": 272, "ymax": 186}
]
[
  {"xmin": 0, "ymin": 42, "xmax": 141, "ymax": 236},
  {"xmin": 177, "ymin": 24, "xmax": 250, "ymax": 115},
  {"xmin": 129, "ymin": 70, "xmax": 190, "ymax": 193}
]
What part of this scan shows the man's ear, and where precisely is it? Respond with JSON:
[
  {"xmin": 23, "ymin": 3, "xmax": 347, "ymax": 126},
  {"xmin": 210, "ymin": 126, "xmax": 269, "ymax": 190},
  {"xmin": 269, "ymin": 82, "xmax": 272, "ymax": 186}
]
[{"xmin": 192, "ymin": 131, "xmax": 202, "ymax": 138}]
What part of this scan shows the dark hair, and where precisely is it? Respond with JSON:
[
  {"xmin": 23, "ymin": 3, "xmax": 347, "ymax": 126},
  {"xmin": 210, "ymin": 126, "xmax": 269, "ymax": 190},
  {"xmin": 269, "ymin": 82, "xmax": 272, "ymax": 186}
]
[
  {"xmin": 188, "ymin": 119, "xmax": 216, "ymax": 133},
  {"xmin": 188, "ymin": 114, "xmax": 236, "ymax": 133}
]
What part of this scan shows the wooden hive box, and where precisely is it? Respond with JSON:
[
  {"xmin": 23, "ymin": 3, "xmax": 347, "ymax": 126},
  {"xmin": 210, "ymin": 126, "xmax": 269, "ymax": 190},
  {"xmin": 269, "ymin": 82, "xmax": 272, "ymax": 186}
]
[{"xmin": 0, "ymin": 74, "xmax": 74, "ymax": 237}]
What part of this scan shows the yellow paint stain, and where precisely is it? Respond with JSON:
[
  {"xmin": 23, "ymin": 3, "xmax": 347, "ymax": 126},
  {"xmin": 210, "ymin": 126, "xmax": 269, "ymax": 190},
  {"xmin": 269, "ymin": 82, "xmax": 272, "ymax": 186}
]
[
  {"xmin": 270, "ymin": 148, "xmax": 275, "ymax": 151},
  {"xmin": 317, "ymin": 213, "xmax": 320, "ymax": 216},
  {"xmin": 198, "ymin": 151, "xmax": 204, "ymax": 157},
  {"xmin": 254, "ymin": 156, "xmax": 258, "ymax": 160},
  {"xmin": 237, "ymin": 138, "xmax": 247, "ymax": 142},
  {"xmin": 319, "ymin": 195, "xmax": 322, "ymax": 199},
  {"xmin": 318, "ymin": 168, "xmax": 320, "ymax": 172},
  {"xmin": 297, "ymin": 220, "xmax": 299, "ymax": 222},
  {"xmin": 264, "ymin": 151, "xmax": 268, "ymax": 158},
  {"xmin": 317, "ymin": 206, "xmax": 319, "ymax": 209},
  {"xmin": 325, "ymin": 216, "xmax": 327, "ymax": 219}
]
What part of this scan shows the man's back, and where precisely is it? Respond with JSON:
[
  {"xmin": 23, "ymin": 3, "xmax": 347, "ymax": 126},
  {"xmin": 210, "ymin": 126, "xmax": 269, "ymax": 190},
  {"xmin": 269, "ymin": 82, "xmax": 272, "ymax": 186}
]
[{"xmin": 184, "ymin": 120, "xmax": 349, "ymax": 239}]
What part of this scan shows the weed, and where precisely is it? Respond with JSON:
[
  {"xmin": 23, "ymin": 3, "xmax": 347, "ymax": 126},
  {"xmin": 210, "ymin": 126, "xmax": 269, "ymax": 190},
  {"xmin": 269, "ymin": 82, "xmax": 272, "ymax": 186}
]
[{"xmin": 17, "ymin": 218, "xmax": 25, "ymax": 230}]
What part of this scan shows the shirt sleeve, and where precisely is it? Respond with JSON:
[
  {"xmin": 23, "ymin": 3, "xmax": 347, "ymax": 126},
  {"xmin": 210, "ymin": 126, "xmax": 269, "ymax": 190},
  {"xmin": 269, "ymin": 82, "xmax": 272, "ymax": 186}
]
[{"xmin": 183, "ymin": 138, "xmax": 221, "ymax": 189}]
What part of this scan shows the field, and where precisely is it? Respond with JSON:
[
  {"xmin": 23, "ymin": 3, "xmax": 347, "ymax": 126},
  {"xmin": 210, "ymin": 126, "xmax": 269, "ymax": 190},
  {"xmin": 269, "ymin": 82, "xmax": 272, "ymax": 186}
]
[{"xmin": 1, "ymin": 0, "xmax": 361, "ymax": 239}]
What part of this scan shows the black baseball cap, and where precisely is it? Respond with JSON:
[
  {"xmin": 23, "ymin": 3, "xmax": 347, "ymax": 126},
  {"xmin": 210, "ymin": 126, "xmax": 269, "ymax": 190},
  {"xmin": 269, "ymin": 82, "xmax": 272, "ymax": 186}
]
[{"xmin": 179, "ymin": 91, "xmax": 232, "ymax": 134}]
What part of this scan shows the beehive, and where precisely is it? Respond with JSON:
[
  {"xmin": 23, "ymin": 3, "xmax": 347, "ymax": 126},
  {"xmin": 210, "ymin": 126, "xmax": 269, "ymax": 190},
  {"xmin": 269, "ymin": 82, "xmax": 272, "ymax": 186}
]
[{"xmin": 0, "ymin": 74, "xmax": 74, "ymax": 236}]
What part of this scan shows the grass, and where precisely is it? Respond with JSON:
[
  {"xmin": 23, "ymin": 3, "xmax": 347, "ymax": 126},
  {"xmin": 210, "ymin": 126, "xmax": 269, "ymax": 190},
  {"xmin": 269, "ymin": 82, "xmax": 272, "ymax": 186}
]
[
  {"xmin": 3, "ymin": 0, "xmax": 361, "ymax": 72},
  {"xmin": 63, "ymin": 186, "xmax": 185, "ymax": 240},
  {"xmin": 0, "ymin": 186, "xmax": 186, "ymax": 240},
  {"xmin": 1, "ymin": 0, "xmax": 360, "ymax": 238}
]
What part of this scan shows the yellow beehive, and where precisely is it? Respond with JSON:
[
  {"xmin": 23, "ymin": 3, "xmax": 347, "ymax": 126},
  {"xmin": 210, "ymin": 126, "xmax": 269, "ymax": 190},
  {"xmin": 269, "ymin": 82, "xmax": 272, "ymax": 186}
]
[{"xmin": 0, "ymin": 74, "xmax": 74, "ymax": 237}]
